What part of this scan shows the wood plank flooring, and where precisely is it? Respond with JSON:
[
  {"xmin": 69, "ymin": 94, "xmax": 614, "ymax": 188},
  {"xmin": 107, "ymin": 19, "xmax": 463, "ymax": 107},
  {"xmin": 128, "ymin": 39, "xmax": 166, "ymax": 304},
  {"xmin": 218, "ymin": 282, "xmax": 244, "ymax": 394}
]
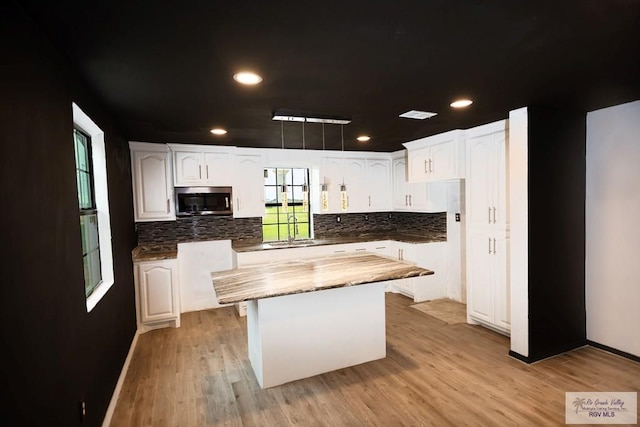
[{"xmin": 110, "ymin": 294, "xmax": 639, "ymax": 426}]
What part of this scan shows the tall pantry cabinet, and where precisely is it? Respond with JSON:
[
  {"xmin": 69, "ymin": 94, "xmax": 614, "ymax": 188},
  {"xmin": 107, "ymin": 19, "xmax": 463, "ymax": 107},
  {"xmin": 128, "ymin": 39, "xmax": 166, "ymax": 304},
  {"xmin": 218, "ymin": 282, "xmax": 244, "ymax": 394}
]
[{"xmin": 465, "ymin": 120, "xmax": 510, "ymax": 335}]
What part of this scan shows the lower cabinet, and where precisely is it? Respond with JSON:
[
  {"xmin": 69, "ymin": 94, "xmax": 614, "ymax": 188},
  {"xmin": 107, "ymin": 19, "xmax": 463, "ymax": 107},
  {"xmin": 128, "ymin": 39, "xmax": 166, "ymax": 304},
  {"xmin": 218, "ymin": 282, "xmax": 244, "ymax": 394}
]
[
  {"xmin": 134, "ymin": 259, "xmax": 180, "ymax": 332},
  {"xmin": 466, "ymin": 229, "xmax": 510, "ymax": 334},
  {"xmin": 390, "ymin": 241, "xmax": 447, "ymax": 302}
]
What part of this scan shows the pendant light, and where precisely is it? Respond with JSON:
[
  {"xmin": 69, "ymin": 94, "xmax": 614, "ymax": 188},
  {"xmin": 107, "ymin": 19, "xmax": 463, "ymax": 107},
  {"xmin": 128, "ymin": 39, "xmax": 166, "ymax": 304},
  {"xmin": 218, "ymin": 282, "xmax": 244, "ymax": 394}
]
[
  {"xmin": 340, "ymin": 124, "xmax": 348, "ymax": 212},
  {"xmin": 301, "ymin": 120, "xmax": 309, "ymax": 212},
  {"xmin": 321, "ymin": 123, "xmax": 329, "ymax": 212},
  {"xmin": 280, "ymin": 121, "xmax": 288, "ymax": 212}
]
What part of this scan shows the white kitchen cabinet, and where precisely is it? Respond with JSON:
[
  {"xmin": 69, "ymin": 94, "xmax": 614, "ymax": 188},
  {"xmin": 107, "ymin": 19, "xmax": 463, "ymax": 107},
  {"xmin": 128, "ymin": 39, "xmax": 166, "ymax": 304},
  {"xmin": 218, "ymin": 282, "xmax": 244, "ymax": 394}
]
[
  {"xmin": 366, "ymin": 159, "xmax": 392, "ymax": 211},
  {"xmin": 466, "ymin": 122, "xmax": 507, "ymax": 229},
  {"xmin": 404, "ymin": 130, "xmax": 465, "ymax": 183},
  {"xmin": 465, "ymin": 119, "xmax": 510, "ymax": 335},
  {"xmin": 321, "ymin": 155, "xmax": 392, "ymax": 213},
  {"xmin": 170, "ymin": 144, "xmax": 233, "ymax": 186},
  {"xmin": 466, "ymin": 231, "xmax": 510, "ymax": 333},
  {"xmin": 129, "ymin": 141, "xmax": 175, "ymax": 222},
  {"xmin": 134, "ymin": 258, "xmax": 180, "ymax": 332},
  {"xmin": 392, "ymin": 154, "xmax": 447, "ymax": 212},
  {"xmin": 389, "ymin": 241, "xmax": 447, "ymax": 302},
  {"xmin": 233, "ymin": 152, "xmax": 265, "ymax": 218},
  {"xmin": 319, "ymin": 156, "xmax": 344, "ymax": 213}
]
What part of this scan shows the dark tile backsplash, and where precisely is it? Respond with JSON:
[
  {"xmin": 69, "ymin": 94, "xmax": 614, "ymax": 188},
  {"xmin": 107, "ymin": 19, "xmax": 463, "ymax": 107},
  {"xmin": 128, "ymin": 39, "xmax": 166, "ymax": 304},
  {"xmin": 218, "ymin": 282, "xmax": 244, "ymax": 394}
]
[
  {"xmin": 136, "ymin": 211, "xmax": 446, "ymax": 245},
  {"xmin": 313, "ymin": 212, "xmax": 446, "ymax": 238},
  {"xmin": 136, "ymin": 216, "xmax": 262, "ymax": 245}
]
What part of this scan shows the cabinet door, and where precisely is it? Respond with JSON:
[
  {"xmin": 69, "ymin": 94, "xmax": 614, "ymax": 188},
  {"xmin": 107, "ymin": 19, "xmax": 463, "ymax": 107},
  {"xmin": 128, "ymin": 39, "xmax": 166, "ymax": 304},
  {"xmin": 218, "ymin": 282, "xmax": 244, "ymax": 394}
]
[
  {"xmin": 408, "ymin": 146, "xmax": 430, "ymax": 182},
  {"xmin": 173, "ymin": 151, "xmax": 203, "ymax": 186},
  {"xmin": 429, "ymin": 140, "xmax": 455, "ymax": 181},
  {"xmin": 467, "ymin": 135, "xmax": 494, "ymax": 228},
  {"xmin": 233, "ymin": 154, "xmax": 265, "ymax": 218},
  {"xmin": 203, "ymin": 151, "xmax": 233, "ymax": 185},
  {"xmin": 392, "ymin": 157, "xmax": 410, "ymax": 210},
  {"xmin": 466, "ymin": 230, "xmax": 494, "ymax": 323},
  {"xmin": 137, "ymin": 260, "xmax": 178, "ymax": 324},
  {"xmin": 493, "ymin": 235, "xmax": 510, "ymax": 331},
  {"xmin": 343, "ymin": 158, "xmax": 366, "ymax": 212},
  {"xmin": 320, "ymin": 157, "xmax": 344, "ymax": 213},
  {"xmin": 492, "ymin": 132, "xmax": 507, "ymax": 227},
  {"xmin": 367, "ymin": 159, "xmax": 392, "ymax": 211},
  {"xmin": 132, "ymin": 150, "xmax": 175, "ymax": 221}
]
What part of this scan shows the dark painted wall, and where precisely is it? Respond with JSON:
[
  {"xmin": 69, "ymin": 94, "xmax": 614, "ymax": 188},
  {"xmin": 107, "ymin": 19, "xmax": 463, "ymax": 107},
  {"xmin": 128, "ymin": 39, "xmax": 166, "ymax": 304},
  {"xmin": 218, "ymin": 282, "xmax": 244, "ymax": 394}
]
[
  {"xmin": 0, "ymin": 2, "xmax": 137, "ymax": 425},
  {"xmin": 527, "ymin": 106, "xmax": 586, "ymax": 361}
]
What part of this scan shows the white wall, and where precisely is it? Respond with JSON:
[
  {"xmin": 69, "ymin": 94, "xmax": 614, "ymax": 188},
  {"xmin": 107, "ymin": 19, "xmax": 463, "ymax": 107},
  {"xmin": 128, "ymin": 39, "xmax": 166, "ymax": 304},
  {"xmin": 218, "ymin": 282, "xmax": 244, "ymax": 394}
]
[{"xmin": 586, "ymin": 100, "xmax": 640, "ymax": 357}]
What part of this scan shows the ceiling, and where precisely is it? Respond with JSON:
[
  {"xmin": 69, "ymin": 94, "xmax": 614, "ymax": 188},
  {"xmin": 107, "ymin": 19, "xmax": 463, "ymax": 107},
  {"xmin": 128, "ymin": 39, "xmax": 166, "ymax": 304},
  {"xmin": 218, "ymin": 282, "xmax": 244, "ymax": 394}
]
[{"xmin": 19, "ymin": 0, "xmax": 640, "ymax": 152}]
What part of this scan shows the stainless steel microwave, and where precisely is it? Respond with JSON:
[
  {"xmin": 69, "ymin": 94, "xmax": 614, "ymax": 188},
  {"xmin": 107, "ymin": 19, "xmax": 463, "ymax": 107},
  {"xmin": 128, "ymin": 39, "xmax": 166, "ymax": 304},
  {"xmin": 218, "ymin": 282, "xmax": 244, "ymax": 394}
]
[{"xmin": 175, "ymin": 186, "xmax": 233, "ymax": 216}]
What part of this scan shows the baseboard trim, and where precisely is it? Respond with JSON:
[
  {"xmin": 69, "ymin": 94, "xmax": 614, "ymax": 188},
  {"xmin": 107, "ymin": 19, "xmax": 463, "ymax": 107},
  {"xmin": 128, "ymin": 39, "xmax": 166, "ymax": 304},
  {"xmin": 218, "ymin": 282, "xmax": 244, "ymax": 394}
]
[
  {"xmin": 102, "ymin": 331, "xmax": 140, "ymax": 427},
  {"xmin": 587, "ymin": 340, "xmax": 640, "ymax": 363}
]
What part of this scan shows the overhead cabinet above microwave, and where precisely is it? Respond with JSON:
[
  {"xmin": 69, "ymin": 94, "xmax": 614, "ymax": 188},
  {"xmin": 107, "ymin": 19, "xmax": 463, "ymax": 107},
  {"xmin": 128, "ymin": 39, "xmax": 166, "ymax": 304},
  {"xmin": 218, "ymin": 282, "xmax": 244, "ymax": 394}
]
[{"xmin": 168, "ymin": 144, "xmax": 233, "ymax": 187}]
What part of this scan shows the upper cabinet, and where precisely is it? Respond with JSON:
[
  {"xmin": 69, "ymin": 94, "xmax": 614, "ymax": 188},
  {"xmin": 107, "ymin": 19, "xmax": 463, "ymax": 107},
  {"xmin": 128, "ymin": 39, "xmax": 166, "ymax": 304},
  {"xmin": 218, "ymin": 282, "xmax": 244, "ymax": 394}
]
[
  {"xmin": 465, "ymin": 121, "xmax": 508, "ymax": 230},
  {"xmin": 129, "ymin": 141, "xmax": 175, "ymax": 222},
  {"xmin": 320, "ymin": 155, "xmax": 391, "ymax": 213},
  {"xmin": 233, "ymin": 151, "xmax": 265, "ymax": 218},
  {"xmin": 403, "ymin": 130, "xmax": 465, "ymax": 182},
  {"xmin": 169, "ymin": 144, "xmax": 233, "ymax": 187},
  {"xmin": 392, "ymin": 152, "xmax": 447, "ymax": 212}
]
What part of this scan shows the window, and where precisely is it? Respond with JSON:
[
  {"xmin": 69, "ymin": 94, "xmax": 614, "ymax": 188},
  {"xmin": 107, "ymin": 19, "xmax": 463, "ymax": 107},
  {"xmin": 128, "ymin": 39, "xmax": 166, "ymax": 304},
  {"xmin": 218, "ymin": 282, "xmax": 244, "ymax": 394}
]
[
  {"xmin": 74, "ymin": 128, "xmax": 101, "ymax": 297},
  {"xmin": 72, "ymin": 103, "xmax": 114, "ymax": 312},
  {"xmin": 263, "ymin": 168, "xmax": 311, "ymax": 242}
]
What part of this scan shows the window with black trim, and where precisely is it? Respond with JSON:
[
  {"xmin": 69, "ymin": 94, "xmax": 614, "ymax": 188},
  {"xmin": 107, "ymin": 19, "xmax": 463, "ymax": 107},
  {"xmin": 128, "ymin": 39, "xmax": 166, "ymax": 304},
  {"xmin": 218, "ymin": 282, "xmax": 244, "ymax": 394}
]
[
  {"xmin": 263, "ymin": 168, "xmax": 311, "ymax": 241},
  {"xmin": 73, "ymin": 128, "xmax": 102, "ymax": 297}
]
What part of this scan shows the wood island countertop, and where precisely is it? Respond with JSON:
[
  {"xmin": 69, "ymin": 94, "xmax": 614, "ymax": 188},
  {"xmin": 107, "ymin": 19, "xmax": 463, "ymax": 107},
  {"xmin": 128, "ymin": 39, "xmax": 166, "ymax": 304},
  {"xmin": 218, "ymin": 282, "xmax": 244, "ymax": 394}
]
[{"xmin": 211, "ymin": 252, "xmax": 434, "ymax": 304}]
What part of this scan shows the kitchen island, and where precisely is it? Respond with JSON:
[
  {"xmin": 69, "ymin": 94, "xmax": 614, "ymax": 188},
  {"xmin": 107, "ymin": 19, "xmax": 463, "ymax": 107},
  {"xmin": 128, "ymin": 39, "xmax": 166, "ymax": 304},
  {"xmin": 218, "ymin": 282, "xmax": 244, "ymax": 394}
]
[{"xmin": 211, "ymin": 252, "xmax": 433, "ymax": 388}]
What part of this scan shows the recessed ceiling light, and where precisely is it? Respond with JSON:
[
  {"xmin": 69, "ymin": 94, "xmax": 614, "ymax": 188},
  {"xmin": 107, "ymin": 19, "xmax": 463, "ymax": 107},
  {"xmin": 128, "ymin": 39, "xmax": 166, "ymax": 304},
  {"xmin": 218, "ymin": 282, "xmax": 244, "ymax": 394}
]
[
  {"xmin": 357, "ymin": 136, "xmax": 371, "ymax": 142},
  {"xmin": 210, "ymin": 128, "xmax": 227, "ymax": 135},
  {"xmin": 450, "ymin": 99, "xmax": 473, "ymax": 108},
  {"xmin": 399, "ymin": 110, "xmax": 438, "ymax": 120},
  {"xmin": 233, "ymin": 71, "xmax": 262, "ymax": 85}
]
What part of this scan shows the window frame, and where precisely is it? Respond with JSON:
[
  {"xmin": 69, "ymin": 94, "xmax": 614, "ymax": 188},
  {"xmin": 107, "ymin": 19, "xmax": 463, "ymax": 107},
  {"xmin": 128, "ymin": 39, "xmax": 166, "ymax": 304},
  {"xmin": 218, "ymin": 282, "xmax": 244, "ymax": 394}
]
[
  {"xmin": 73, "ymin": 102, "xmax": 114, "ymax": 312},
  {"xmin": 74, "ymin": 127, "xmax": 102, "ymax": 298},
  {"xmin": 262, "ymin": 167, "xmax": 312, "ymax": 242}
]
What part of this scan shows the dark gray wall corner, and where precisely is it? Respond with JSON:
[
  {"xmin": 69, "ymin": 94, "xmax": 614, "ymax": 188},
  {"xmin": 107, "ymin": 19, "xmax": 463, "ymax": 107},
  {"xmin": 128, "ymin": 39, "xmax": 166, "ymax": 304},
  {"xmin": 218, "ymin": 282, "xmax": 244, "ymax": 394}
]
[{"xmin": 1, "ymin": 2, "xmax": 137, "ymax": 425}]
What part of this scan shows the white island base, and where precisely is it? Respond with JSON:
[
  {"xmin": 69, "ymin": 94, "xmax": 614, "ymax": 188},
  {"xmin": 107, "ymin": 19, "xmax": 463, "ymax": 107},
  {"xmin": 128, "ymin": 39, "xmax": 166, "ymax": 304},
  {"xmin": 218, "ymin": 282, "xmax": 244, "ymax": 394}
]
[{"xmin": 246, "ymin": 282, "xmax": 386, "ymax": 389}]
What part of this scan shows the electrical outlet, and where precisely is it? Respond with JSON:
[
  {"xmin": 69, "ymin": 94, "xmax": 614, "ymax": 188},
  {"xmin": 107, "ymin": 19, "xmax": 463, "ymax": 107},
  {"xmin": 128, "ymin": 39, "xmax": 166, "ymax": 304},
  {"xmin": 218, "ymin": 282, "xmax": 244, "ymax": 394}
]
[
  {"xmin": 336, "ymin": 215, "xmax": 341, "ymax": 223},
  {"xmin": 455, "ymin": 213, "xmax": 461, "ymax": 222}
]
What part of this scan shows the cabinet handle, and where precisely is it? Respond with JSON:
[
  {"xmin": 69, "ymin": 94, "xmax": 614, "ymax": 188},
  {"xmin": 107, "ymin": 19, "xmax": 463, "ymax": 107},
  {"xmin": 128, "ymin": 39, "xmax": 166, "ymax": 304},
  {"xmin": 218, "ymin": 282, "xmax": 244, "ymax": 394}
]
[
  {"xmin": 493, "ymin": 238, "xmax": 497, "ymax": 255},
  {"xmin": 424, "ymin": 159, "xmax": 428, "ymax": 174},
  {"xmin": 199, "ymin": 165, "xmax": 202, "ymax": 179},
  {"xmin": 488, "ymin": 207, "xmax": 492, "ymax": 224},
  {"xmin": 405, "ymin": 194, "xmax": 408, "ymax": 206},
  {"xmin": 429, "ymin": 158, "xmax": 433, "ymax": 173},
  {"xmin": 368, "ymin": 195, "xmax": 371, "ymax": 207},
  {"xmin": 226, "ymin": 197, "xmax": 230, "ymax": 209},
  {"xmin": 409, "ymin": 194, "xmax": 412, "ymax": 206},
  {"xmin": 488, "ymin": 237, "xmax": 492, "ymax": 254},
  {"xmin": 206, "ymin": 164, "xmax": 209, "ymax": 179},
  {"xmin": 493, "ymin": 207, "xmax": 497, "ymax": 224},
  {"xmin": 166, "ymin": 199, "xmax": 170, "ymax": 214}
]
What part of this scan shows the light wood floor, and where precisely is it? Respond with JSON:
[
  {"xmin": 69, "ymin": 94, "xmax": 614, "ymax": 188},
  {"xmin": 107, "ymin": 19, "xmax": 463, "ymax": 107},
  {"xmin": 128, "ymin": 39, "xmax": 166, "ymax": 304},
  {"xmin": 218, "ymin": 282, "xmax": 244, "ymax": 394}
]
[{"xmin": 110, "ymin": 294, "xmax": 639, "ymax": 426}]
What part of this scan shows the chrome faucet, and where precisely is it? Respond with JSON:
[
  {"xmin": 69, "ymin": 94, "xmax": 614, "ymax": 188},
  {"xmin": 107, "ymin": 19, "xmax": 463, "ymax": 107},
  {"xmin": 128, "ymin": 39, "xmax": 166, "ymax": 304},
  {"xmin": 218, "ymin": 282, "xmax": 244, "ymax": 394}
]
[{"xmin": 287, "ymin": 214, "xmax": 297, "ymax": 243}]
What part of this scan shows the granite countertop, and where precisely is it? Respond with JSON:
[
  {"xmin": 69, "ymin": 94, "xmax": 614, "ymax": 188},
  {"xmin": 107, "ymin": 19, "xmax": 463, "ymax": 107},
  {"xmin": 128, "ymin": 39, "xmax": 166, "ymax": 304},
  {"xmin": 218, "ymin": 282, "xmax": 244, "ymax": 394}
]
[
  {"xmin": 232, "ymin": 232, "xmax": 447, "ymax": 253},
  {"xmin": 132, "ymin": 232, "xmax": 447, "ymax": 262},
  {"xmin": 131, "ymin": 244, "xmax": 178, "ymax": 261},
  {"xmin": 211, "ymin": 252, "xmax": 434, "ymax": 304}
]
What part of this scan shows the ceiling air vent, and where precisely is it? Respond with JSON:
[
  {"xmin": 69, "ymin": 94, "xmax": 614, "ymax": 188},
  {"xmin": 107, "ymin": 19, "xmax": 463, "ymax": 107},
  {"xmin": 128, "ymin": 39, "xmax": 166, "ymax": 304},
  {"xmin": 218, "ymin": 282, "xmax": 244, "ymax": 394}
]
[{"xmin": 399, "ymin": 110, "xmax": 437, "ymax": 120}]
